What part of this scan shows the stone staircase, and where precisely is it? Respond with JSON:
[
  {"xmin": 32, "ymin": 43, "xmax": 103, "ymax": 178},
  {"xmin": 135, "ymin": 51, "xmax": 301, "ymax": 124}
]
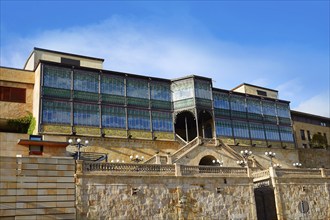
[{"xmin": 171, "ymin": 137, "xmax": 200, "ymax": 163}]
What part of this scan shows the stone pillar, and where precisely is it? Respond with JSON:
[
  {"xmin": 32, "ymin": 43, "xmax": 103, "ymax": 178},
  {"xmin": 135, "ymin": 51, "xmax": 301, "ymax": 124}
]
[
  {"xmin": 269, "ymin": 167, "xmax": 284, "ymax": 220},
  {"xmin": 155, "ymin": 155, "xmax": 161, "ymax": 164},
  {"xmin": 76, "ymin": 160, "xmax": 83, "ymax": 175},
  {"xmin": 167, "ymin": 155, "xmax": 172, "ymax": 164},
  {"xmin": 175, "ymin": 163, "xmax": 182, "ymax": 176}
]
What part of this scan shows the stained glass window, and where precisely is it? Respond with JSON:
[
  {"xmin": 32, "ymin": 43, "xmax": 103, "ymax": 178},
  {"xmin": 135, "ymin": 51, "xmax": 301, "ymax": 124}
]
[
  {"xmin": 127, "ymin": 79, "xmax": 149, "ymax": 99},
  {"xmin": 195, "ymin": 80, "xmax": 211, "ymax": 100},
  {"xmin": 152, "ymin": 111, "xmax": 173, "ymax": 132},
  {"xmin": 150, "ymin": 83, "xmax": 171, "ymax": 101},
  {"xmin": 102, "ymin": 106, "xmax": 126, "ymax": 128},
  {"xmin": 232, "ymin": 121, "xmax": 250, "ymax": 138},
  {"xmin": 262, "ymin": 101, "xmax": 276, "ymax": 116},
  {"xmin": 101, "ymin": 75, "xmax": 125, "ymax": 96},
  {"xmin": 128, "ymin": 109, "xmax": 150, "ymax": 130},
  {"xmin": 247, "ymin": 98, "xmax": 262, "ymax": 114},
  {"xmin": 213, "ymin": 92, "xmax": 230, "ymax": 109},
  {"xmin": 249, "ymin": 123, "xmax": 265, "ymax": 140},
  {"xmin": 43, "ymin": 65, "xmax": 71, "ymax": 89},
  {"xmin": 276, "ymin": 103, "xmax": 291, "ymax": 118},
  {"xmin": 230, "ymin": 95, "xmax": 246, "ymax": 112},
  {"xmin": 74, "ymin": 103, "xmax": 99, "ymax": 126},
  {"xmin": 264, "ymin": 125, "xmax": 280, "ymax": 141},
  {"xmin": 215, "ymin": 119, "xmax": 232, "ymax": 137},
  {"xmin": 171, "ymin": 79, "xmax": 194, "ymax": 101},
  {"xmin": 42, "ymin": 100, "xmax": 71, "ymax": 124},
  {"xmin": 279, "ymin": 126, "xmax": 294, "ymax": 142},
  {"xmin": 74, "ymin": 70, "xmax": 99, "ymax": 93}
]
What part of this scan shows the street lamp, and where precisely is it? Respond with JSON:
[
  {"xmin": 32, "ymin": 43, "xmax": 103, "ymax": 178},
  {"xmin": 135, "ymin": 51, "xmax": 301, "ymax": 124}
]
[
  {"xmin": 293, "ymin": 162, "xmax": 302, "ymax": 168},
  {"xmin": 110, "ymin": 159, "xmax": 125, "ymax": 163},
  {"xmin": 265, "ymin": 151, "xmax": 276, "ymax": 167},
  {"xmin": 212, "ymin": 159, "xmax": 224, "ymax": 167},
  {"xmin": 237, "ymin": 160, "xmax": 246, "ymax": 167},
  {"xmin": 68, "ymin": 138, "xmax": 89, "ymax": 160},
  {"xmin": 240, "ymin": 150, "xmax": 252, "ymax": 167},
  {"xmin": 130, "ymin": 155, "xmax": 144, "ymax": 163},
  {"xmin": 273, "ymin": 163, "xmax": 281, "ymax": 168}
]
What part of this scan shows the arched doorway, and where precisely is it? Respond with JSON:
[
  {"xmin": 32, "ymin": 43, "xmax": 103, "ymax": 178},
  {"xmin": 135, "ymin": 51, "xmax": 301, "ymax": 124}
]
[
  {"xmin": 198, "ymin": 110, "xmax": 213, "ymax": 138},
  {"xmin": 254, "ymin": 186, "xmax": 278, "ymax": 220},
  {"xmin": 199, "ymin": 155, "xmax": 217, "ymax": 166},
  {"xmin": 175, "ymin": 111, "xmax": 197, "ymax": 142}
]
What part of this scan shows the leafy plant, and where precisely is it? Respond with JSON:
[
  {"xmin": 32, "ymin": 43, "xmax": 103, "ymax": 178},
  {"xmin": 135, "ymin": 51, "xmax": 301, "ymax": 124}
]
[
  {"xmin": 7, "ymin": 112, "xmax": 35, "ymax": 134},
  {"xmin": 310, "ymin": 133, "xmax": 328, "ymax": 149}
]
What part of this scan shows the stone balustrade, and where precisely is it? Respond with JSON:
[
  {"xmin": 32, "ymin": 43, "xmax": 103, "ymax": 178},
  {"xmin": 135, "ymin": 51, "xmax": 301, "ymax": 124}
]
[
  {"xmin": 180, "ymin": 165, "xmax": 247, "ymax": 176},
  {"xmin": 252, "ymin": 169, "xmax": 270, "ymax": 178}
]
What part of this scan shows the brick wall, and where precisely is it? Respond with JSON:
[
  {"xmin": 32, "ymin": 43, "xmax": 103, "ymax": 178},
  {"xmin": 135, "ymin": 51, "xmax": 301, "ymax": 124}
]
[{"xmin": 0, "ymin": 156, "xmax": 76, "ymax": 219}]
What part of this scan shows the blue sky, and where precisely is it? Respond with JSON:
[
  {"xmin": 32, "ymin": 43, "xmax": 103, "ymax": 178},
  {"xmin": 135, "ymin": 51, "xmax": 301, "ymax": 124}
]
[{"xmin": 1, "ymin": 1, "xmax": 329, "ymax": 117}]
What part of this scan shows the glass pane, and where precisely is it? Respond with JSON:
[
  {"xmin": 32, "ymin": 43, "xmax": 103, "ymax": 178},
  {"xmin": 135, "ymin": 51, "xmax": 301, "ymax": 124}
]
[
  {"xmin": 151, "ymin": 83, "xmax": 171, "ymax": 101},
  {"xmin": 101, "ymin": 74, "xmax": 125, "ymax": 96},
  {"xmin": 74, "ymin": 70, "xmax": 99, "ymax": 93},
  {"xmin": 216, "ymin": 119, "xmax": 232, "ymax": 137},
  {"xmin": 74, "ymin": 103, "xmax": 99, "ymax": 126},
  {"xmin": 102, "ymin": 106, "xmax": 126, "ymax": 128},
  {"xmin": 43, "ymin": 65, "xmax": 71, "ymax": 89},
  {"xmin": 152, "ymin": 111, "xmax": 173, "ymax": 132},
  {"xmin": 213, "ymin": 92, "xmax": 230, "ymax": 109},
  {"xmin": 42, "ymin": 100, "xmax": 71, "ymax": 124},
  {"xmin": 127, "ymin": 79, "xmax": 149, "ymax": 99},
  {"xmin": 232, "ymin": 121, "xmax": 249, "ymax": 138},
  {"xmin": 195, "ymin": 80, "xmax": 211, "ymax": 100},
  {"xmin": 127, "ymin": 108, "xmax": 150, "ymax": 130},
  {"xmin": 171, "ymin": 78, "xmax": 194, "ymax": 101}
]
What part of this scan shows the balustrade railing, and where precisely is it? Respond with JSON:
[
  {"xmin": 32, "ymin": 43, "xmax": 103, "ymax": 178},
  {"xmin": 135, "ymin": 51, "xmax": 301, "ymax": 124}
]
[
  {"xmin": 180, "ymin": 165, "xmax": 247, "ymax": 176},
  {"xmin": 276, "ymin": 168, "xmax": 322, "ymax": 177},
  {"xmin": 252, "ymin": 169, "xmax": 270, "ymax": 179},
  {"xmin": 83, "ymin": 162, "xmax": 175, "ymax": 175}
]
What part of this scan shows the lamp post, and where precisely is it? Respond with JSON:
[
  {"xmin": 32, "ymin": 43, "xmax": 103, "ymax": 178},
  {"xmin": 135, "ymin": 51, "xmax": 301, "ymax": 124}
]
[
  {"xmin": 265, "ymin": 151, "xmax": 276, "ymax": 167},
  {"xmin": 293, "ymin": 162, "xmax": 302, "ymax": 168},
  {"xmin": 237, "ymin": 160, "xmax": 246, "ymax": 167},
  {"xmin": 68, "ymin": 138, "xmax": 89, "ymax": 160},
  {"xmin": 240, "ymin": 150, "xmax": 252, "ymax": 167},
  {"xmin": 130, "ymin": 155, "xmax": 144, "ymax": 163},
  {"xmin": 212, "ymin": 159, "xmax": 224, "ymax": 167}
]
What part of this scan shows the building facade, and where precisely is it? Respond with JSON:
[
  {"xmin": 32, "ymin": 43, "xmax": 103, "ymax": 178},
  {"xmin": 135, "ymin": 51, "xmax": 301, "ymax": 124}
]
[{"xmin": 1, "ymin": 47, "xmax": 330, "ymax": 220}]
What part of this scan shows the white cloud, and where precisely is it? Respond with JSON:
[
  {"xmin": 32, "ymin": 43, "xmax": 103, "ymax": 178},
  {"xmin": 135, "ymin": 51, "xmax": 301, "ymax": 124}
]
[
  {"xmin": 1, "ymin": 16, "xmax": 329, "ymax": 117},
  {"xmin": 293, "ymin": 92, "xmax": 330, "ymax": 117}
]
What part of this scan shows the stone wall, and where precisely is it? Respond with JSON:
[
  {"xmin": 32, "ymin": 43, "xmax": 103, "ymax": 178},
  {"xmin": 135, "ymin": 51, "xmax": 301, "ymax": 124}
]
[
  {"xmin": 275, "ymin": 177, "xmax": 330, "ymax": 220},
  {"xmin": 0, "ymin": 156, "xmax": 76, "ymax": 219},
  {"xmin": 76, "ymin": 173, "xmax": 257, "ymax": 220},
  {"xmin": 298, "ymin": 148, "xmax": 330, "ymax": 168}
]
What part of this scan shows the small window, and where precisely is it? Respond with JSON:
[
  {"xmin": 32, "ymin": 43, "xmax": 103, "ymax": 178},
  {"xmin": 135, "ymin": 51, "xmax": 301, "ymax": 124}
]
[
  {"xmin": 0, "ymin": 86, "xmax": 26, "ymax": 103},
  {"xmin": 307, "ymin": 130, "xmax": 311, "ymax": 141},
  {"xmin": 257, "ymin": 90, "xmax": 267, "ymax": 96},
  {"xmin": 61, "ymin": 57, "xmax": 80, "ymax": 66},
  {"xmin": 300, "ymin": 129, "xmax": 306, "ymax": 140},
  {"xmin": 29, "ymin": 135, "xmax": 42, "ymax": 141},
  {"xmin": 29, "ymin": 145, "xmax": 43, "ymax": 155}
]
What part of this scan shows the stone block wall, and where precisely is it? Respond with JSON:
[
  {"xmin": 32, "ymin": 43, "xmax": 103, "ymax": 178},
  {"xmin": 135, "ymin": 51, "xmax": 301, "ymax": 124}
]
[
  {"xmin": 298, "ymin": 148, "xmax": 330, "ymax": 168},
  {"xmin": 76, "ymin": 174, "xmax": 257, "ymax": 220},
  {"xmin": 0, "ymin": 156, "xmax": 76, "ymax": 219},
  {"xmin": 275, "ymin": 177, "xmax": 330, "ymax": 220}
]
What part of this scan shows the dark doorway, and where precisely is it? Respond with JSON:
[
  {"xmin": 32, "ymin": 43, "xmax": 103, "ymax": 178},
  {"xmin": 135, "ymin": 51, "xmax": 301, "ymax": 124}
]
[
  {"xmin": 198, "ymin": 110, "xmax": 213, "ymax": 138},
  {"xmin": 175, "ymin": 111, "xmax": 197, "ymax": 142},
  {"xmin": 199, "ymin": 155, "xmax": 217, "ymax": 166},
  {"xmin": 254, "ymin": 186, "xmax": 278, "ymax": 220}
]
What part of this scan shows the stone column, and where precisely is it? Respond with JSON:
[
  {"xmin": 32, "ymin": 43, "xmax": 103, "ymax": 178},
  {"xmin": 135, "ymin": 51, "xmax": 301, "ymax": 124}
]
[
  {"xmin": 270, "ymin": 167, "xmax": 284, "ymax": 220},
  {"xmin": 175, "ymin": 163, "xmax": 182, "ymax": 176},
  {"xmin": 155, "ymin": 155, "xmax": 161, "ymax": 164}
]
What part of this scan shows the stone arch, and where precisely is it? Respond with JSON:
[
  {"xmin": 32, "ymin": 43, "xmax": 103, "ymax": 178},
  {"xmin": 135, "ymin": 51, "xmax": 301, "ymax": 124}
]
[{"xmin": 199, "ymin": 155, "xmax": 217, "ymax": 166}]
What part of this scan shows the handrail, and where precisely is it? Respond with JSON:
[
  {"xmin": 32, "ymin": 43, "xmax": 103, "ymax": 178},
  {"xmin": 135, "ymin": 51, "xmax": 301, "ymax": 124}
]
[
  {"xmin": 175, "ymin": 134, "xmax": 187, "ymax": 146},
  {"xmin": 276, "ymin": 168, "xmax": 322, "ymax": 177},
  {"xmin": 171, "ymin": 137, "xmax": 199, "ymax": 162},
  {"xmin": 218, "ymin": 139, "xmax": 243, "ymax": 161}
]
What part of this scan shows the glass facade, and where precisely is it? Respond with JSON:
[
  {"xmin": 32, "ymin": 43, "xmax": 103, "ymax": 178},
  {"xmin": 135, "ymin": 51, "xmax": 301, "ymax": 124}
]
[
  {"xmin": 195, "ymin": 80, "xmax": 212, "ymax": 100},
  {"xmin": 43, "ymin": 65, "xmax": 71, "ymax": 89},
  {"xmin": 42, "ymin": 100, "xmax": 71, "ymax": 124},
  {"xmin": 152, "ymin": 111, "xmax": 173, "ymax": 132},
  {"xmin": 102, "ymin": 106, "xmax": 126, "ymax": 128},
  {"xmin": 40, "ymin": 63, "xmax": 294, "ymax": 144},
  {"xmin": 127, "ymin": 79, "xmax": 148, "ymax": 99},
  {"xmin": 128, "ymin": 109, "xmax": 150, "ymax": 130}
]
